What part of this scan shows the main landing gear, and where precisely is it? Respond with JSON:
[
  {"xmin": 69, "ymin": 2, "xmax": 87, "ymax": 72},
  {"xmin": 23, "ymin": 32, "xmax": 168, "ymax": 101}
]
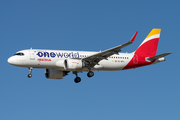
[
  {"xmin": 87, "ymin": 71, "xmax": 94, "ymax": 77},
  {"xmin": 73, "ymin": 71, "xmax": 94, "ymax": 83},
  {"xmin": 74, "ymin": 77, "xmax": 81, "ymax": 83},
  {"xmin": 73, "ymin": 71, "xmax": 81, "ymax": 83},
  {"xmin": 87, "ymin": 66, "xmax": 94, "ymax": 78},
  {"xmin": 28, "ymin": 67, "xmax": 33, "ymax": 78}
]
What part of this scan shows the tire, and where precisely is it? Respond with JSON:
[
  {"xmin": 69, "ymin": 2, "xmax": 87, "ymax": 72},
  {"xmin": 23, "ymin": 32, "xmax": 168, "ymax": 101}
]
[
  {"xmin": 28, "ymin": 74, "xmax": 32, "ymax": 78},
  {"xmin": 74, "ymin": 77, "xmax": 81, "ymax": 83},
  {"xmin": 87, "ymin": 71, "xmax": 94, "ymax": 77}
]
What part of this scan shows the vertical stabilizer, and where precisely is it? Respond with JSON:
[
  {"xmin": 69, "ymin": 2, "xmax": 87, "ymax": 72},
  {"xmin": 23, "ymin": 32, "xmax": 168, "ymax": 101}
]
[{"xmin": 135, "ymin": 28, "xmax": 161, "ymax": 57}]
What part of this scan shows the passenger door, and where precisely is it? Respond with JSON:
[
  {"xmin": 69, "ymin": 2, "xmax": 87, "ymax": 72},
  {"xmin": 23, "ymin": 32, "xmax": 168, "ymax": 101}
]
[{"xmin": 30, "ymin": 49, "xmax": 35, "ymax": 60}]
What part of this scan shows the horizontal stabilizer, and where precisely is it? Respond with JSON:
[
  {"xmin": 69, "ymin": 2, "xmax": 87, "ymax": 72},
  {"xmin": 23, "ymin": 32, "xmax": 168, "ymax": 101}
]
[{"xmin": 147, "ymin": 52, "xmax": 172, "ymax": 61}]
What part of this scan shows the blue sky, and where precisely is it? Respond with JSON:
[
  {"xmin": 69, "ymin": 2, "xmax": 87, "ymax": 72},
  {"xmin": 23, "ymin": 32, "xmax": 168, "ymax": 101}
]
[{"xmin": 1, "ymin": 0, "xmax": 179, "ymax": 120}]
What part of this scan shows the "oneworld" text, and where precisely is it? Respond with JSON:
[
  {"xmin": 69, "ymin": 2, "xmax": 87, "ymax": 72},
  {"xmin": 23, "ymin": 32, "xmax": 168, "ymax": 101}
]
[{"xmin": 36, "ymin": 51, "xmax": 79, "ymax": 58}]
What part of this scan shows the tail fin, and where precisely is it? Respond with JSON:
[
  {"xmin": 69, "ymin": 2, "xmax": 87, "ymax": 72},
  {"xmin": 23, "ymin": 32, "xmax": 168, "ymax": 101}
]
[{"xmin": 135, "ymin": 28, "xmax": 161, "ymax": 57}]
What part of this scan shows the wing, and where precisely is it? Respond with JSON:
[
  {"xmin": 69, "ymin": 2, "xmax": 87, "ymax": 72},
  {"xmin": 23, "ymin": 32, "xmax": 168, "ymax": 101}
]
[{"xmin": 82, "ymin": 31, "xmax": 138, "ymax": 67}]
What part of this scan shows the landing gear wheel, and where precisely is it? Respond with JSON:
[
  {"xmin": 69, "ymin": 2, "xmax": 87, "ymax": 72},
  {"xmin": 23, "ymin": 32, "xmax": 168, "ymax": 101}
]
[
  {"xmin": 87, "ymin": 71, "xmax": 94, "ymax": 77},
  {"xmin": 28, "ymin": 67, "xmax": 33, "ymax": 78},
  {"xmin": 74, "ymin": 77, "xmax": 81, "ymax": 83},
  {"xmin": 28, "ymin": 74, "xmax": 32, "ymax": 78}
]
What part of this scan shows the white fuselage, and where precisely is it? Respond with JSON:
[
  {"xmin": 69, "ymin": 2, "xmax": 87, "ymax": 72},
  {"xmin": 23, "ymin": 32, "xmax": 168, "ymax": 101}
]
[
  {"xmin": 7, "ymin": 29, "xmax": 170, "ymax": 82},
  {"xmin": 8, "ymin": 49, "xmax": 134, "ymax": 71}
]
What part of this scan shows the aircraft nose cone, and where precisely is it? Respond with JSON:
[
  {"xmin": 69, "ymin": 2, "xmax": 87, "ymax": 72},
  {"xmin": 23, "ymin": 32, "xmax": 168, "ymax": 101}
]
[{"xmin": 7, "ymin": 57, "xmax": 13, "ymax": 64}]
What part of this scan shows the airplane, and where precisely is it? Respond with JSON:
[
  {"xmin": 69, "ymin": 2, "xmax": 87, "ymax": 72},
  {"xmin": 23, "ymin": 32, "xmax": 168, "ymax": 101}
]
[{"xmin": 7, "ymin": 28, "xmax": 171, "ymax": 83}]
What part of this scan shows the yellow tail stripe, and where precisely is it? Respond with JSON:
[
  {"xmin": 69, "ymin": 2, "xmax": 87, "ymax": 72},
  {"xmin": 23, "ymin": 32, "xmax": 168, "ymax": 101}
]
[{"xmin": 145, "ymin": 28, "xmax": 161, "ymax": 40}]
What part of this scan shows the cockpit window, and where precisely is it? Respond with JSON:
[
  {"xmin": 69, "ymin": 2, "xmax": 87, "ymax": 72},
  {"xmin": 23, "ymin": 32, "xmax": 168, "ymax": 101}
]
[{"xmin": 14, "ymin": 52, "xmax": 24, "ymax": 56}]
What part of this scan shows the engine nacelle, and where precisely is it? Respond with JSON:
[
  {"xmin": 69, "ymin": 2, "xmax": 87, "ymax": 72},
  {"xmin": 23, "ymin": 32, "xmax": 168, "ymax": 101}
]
[
  {"xmin": 64, "ymin": 59, "xmax": 85, "ymax": 70},
  {"xmin": 56, "ymin": 59, "xmax": 85, "ymax": 70},
  {"xmin": 45, "ymin": 69, "xmax": 68, "ymax": 79}
]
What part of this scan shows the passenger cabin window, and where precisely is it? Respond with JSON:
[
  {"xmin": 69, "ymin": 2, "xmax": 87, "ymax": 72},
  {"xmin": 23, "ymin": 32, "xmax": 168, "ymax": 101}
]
[{"xmin": 14, "ymin": 52, "xmax": 24, "ymax": 56}]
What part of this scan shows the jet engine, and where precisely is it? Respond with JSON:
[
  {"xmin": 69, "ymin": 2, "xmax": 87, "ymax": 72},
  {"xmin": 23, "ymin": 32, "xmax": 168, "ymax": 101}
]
[
  {"xmin": 45, "ymin": 69, "xmax": 69, "ymax": 79},
  {"xmin": 56, "ymin": 59, "xmax": 85, "ymax": 70},
  {"xmin": 64, "ymin": 59, "xmax": 85, "ymax": 70}
]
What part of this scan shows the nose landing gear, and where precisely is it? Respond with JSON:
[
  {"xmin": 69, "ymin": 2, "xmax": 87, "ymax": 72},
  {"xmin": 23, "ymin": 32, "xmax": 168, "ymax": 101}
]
[{"xmin": 28, "ymin": 67, "xmax": 33, "ymax": 78}]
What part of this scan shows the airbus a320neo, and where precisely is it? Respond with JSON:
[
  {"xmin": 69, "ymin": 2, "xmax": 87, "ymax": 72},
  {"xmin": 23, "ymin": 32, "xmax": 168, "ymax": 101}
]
[{"xmin": 8, "ymin": 28, "xmax": 171, "ymax": 83}]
